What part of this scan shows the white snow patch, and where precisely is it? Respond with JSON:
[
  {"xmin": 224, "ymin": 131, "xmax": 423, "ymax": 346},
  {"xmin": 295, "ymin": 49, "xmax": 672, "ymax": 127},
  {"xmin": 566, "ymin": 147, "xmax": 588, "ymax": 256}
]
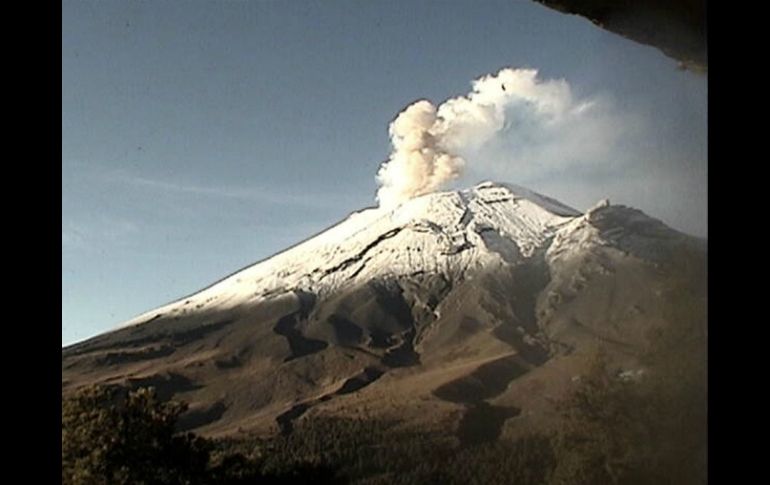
[{"xmin": 122, "ymin": 182, "xmax": 582, "ymax": 328}]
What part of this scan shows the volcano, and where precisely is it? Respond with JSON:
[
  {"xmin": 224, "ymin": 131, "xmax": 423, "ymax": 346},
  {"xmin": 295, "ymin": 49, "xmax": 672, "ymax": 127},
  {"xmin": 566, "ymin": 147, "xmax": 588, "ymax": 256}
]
[{"xmin": 62, "ymin": 182, "xmax": 706, "ymax": 444}]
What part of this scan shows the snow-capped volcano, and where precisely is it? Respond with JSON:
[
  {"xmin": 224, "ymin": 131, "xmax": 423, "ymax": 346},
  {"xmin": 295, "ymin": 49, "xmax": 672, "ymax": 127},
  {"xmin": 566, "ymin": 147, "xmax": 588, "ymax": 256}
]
[
  {"xmin": 63, "ymin": 181, "xmax": 705, "ymax": 442},
  {"xmin": 124, "ymin": 182, "xmax": 581, "ymax": 327}
]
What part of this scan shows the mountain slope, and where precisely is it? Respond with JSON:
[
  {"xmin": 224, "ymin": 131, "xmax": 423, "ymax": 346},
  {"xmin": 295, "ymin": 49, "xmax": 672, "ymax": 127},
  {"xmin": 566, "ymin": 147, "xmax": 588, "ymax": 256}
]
[{"xmin": 62, "ymin": 182, "xmax": 706, "ymax": 442}]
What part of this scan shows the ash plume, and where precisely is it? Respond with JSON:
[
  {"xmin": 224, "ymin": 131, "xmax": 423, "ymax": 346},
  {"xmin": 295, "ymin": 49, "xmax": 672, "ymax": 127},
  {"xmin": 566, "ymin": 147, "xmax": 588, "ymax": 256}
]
[{"xmin": 375, "ymin": 67, "xmax": 612, "ymax": 208}]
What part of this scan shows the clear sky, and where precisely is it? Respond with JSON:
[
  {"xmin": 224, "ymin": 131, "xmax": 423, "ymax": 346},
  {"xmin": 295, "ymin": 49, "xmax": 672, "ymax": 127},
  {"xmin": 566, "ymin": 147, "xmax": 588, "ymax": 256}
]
[{"xmin": 62, "ymin": 0, "xmax": 707, "ymax": 346}]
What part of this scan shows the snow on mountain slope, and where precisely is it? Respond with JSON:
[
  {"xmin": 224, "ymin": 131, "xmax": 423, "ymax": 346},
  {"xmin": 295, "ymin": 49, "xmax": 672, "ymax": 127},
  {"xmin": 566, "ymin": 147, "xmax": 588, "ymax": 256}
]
[
  {"xmin": 123, "ymin": 182, "xmax": 582, "ymax": 327},
  {"xmin": 64, "ymin": 181, "xmax": 706, "ymax": 441}
]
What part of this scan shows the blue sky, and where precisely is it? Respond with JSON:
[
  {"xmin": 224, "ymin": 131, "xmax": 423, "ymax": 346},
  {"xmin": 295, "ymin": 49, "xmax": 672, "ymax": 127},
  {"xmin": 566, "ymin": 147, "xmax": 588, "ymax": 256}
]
[{"xmin": 62, "ymin": 0, "xmax": 707, "ymax": 346}]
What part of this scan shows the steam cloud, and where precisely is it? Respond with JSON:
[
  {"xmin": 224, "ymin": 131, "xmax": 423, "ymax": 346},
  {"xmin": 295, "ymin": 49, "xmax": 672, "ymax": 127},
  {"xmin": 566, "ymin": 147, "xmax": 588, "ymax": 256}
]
[{"xmin": 375, "ymin": 67, "xmax": 613, "ymax": 208}]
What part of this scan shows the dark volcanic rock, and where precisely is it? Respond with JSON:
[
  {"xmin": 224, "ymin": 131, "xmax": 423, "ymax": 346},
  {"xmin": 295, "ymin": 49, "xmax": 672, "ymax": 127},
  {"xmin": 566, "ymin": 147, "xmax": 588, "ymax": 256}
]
[
  {"xmin": 536, "ymin": 0, "xmax": 706, "ymax": 71},
  {"xmin": 62, "ymin": 184, "xmax": 706, "ymax": 441}
]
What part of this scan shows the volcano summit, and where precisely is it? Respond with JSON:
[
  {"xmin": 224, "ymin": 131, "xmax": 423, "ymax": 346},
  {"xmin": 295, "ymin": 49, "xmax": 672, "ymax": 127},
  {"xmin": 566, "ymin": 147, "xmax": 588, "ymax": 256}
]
[{"xmin": 62, "ymin": 182, "xmax": 706, "ymax": 444}]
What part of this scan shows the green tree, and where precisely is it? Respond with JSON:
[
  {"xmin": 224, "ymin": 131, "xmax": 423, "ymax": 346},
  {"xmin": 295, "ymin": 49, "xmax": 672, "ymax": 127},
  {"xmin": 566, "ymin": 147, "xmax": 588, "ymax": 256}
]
[
  {"xmin": 62, "ymin": 385, "xmax": 210, "ymax": 485},
  {"xmin": 62, "ymin": 384, "xmax": 344, "ymax": 484}
]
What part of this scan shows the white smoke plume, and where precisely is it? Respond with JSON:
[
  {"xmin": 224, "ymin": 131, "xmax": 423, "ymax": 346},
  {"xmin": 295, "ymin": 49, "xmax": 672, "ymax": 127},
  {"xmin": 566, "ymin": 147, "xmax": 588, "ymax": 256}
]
[
  {"xmin": 374, "ymin": 100, "xmax": 465, "ymax": 209},
  {"xmin": 375, "ymin": 67, "xmax": 616, "ymax": 208}
]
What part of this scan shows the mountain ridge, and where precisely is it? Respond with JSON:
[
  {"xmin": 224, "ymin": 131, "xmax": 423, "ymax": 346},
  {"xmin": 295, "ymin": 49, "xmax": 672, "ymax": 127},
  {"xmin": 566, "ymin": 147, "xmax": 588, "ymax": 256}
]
[
  {"xmin": 62, "ymin": 181, "xmax": 705, "ymax": 443},
  {"xmin": 106, "ymin": 181, "xmax": 582, "ymax": 332}
]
